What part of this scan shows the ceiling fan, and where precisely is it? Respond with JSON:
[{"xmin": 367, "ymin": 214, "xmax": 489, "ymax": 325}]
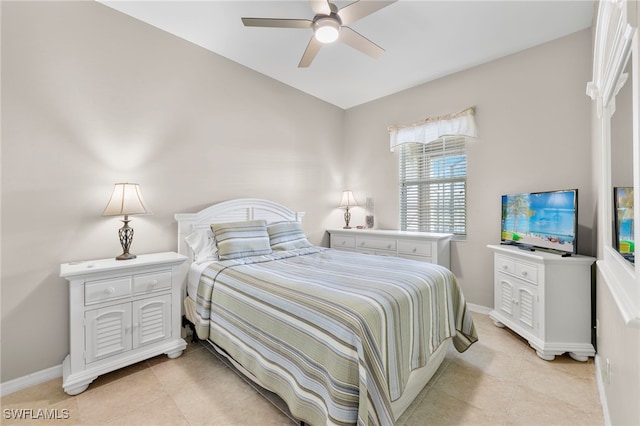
[{"xmin": 241, "ymin": 0, "xmax": 397, "ymax": 68}]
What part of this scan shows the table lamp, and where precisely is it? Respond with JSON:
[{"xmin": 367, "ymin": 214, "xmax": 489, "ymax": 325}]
[
  {"xmin": 339, "ymin": 190, "xmax": 358, "ymax": 229},
  {"xmin": 103, "ymin": 183, "xmax": 150, "ymax": 260}
]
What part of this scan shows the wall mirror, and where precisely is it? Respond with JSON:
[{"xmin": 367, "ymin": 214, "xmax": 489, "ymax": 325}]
[{"xmin": 588, "ymin": 0, "xmax": 640, "ymax": 326}]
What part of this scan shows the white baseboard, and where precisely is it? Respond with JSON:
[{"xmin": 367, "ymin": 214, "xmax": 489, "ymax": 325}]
[
  {"xmin": 467, "ymin": 303, "xmax": 491, "ymax": 315},
  {"xmin": 0, "ymin": 364, "xmax": 62, "ymax": 397},
  {"xmin": 594, "ymin": 355, "xmax": 612, "ymax": 426}
]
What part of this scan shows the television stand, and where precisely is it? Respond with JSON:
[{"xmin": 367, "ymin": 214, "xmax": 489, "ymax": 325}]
[{"xmin": 487, "ymin": 244, "xmax": 595, "ymax": 361}]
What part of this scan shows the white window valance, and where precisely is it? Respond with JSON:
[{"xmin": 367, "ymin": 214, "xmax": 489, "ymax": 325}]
[{"xmin": 388, "ymin": 107, "xmax": 478, "ymax": 152}]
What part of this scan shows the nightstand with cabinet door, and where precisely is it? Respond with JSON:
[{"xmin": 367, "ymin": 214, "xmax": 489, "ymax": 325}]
[{"xmin": 60, "ymin": 252, "xmax": 188, "ymax": 395}]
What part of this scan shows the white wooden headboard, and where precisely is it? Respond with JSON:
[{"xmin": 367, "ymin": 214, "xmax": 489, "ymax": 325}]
[{"xmin": 174, "ymin": 198, "xmax": 305, "ymax": 262}]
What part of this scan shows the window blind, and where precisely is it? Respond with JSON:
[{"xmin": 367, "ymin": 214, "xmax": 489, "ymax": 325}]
[{"xmin": 399, "ymin": 136, "xmax": 467, "ymax": 235}]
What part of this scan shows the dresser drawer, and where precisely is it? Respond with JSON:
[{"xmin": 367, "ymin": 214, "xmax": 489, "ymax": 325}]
[
  {"xmin": 331, "ymin": 235, "xmax": 356, "ymax": 249},
  {"xmin": 358, "ymin": 237, "xmax": 396, "ymax": 252},
  {"xmin": 85, "ymin": 277, "xmax": 131, "ymax": 305},
  {"xmin": 133, "ymin": 270, "xmax": 171, "ymax": 294},
  {"xmin": 495, "ymin": 256, "xmax": 516, "ymax": 275},
  {"xmin": 398, "ymin": 241, "xmax": 432, "ymax": 257},
  {"xmin": 496, "ymin": 255, "xmax": 538, "ymax": 284},
  {"xmin": 515, "ymin": 262, "xmax": 538, "ymax": 284}
]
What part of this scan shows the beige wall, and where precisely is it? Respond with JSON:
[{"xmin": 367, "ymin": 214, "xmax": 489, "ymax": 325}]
[
  {"xmin": 343, "ymin": 29, "xmax": 594, "ymax": 306},
  {"xmin": 1, "ymin": 1, "xmax": 344, "ymax": 382}
]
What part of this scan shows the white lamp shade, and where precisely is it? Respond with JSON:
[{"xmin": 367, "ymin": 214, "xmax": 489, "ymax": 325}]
[
  {"xmin": 339, "ymin": 190, "xmax": 358, "ymax": 208},
  {"xmin": 103, "ymin": 183, "xmax": 150, "ymax": 217}
]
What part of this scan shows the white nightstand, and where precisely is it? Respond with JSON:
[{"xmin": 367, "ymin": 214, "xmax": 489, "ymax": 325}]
[{"xmin": 60, "ymin": 252, "xmax": 188, "ymax": 395}]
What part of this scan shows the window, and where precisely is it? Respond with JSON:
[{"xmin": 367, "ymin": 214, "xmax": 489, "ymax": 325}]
[{"xmin": 399, "ymin": 136, "xmax": 467, "ymax": 235}]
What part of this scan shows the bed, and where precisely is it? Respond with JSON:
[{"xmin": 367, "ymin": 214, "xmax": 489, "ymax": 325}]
[{"xmin": 175, "ymin": 199, "xmax": 477, "ymax": 425}]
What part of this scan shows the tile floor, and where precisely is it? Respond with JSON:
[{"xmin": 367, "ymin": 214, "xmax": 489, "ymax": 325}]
[{"xmin": 1, "ymin": 313, "xmax": 604, "ymax": 425}]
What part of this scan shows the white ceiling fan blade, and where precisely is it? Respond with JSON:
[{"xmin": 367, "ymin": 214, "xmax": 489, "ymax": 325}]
[
  {"xmin": 339, "ymin": 26, "xmax": 384, "ymax": 59},
  {"xmin": 309, "ymin": 0, "xmax": 331, "ymax": 16},
  {"xmin": 338, "ymin": 0, "xmax": 397, "ymax": 26},
  {"xmin": 298, "ymin": 36, "xmax": 323, "ymax": 68},
  {"xmin": 241, "ymin": 18, "xmax": 313, "ymax": 29}
]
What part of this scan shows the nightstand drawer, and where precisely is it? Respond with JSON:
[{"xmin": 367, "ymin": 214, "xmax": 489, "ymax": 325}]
[
  {"xmin": 398, "ymin": 241, "xmax": 432, "ymax": 257},
  {"xmin": 133, "ymin": 270, "xmax": 171, "ymax": 294},
  {"xmin": 358, "ymin": 238, "xmax": 396, "ymax": 251},
  {"xmin": 331, "ymin": 235, "xmax": 356, "ymax": 249},
  {"xmin": 85, "ymin": 277, "xmax": 131, "ymax": 305}
]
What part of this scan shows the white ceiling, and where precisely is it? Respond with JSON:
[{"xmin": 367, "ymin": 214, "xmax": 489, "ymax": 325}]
[{"xmin": 99, "ymin": 0, "xmax": 595, "ymax": 109}]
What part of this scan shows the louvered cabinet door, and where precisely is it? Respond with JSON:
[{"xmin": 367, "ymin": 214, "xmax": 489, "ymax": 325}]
[
  {"xmin": 515, "ymin": 285, "xmax": 537, "ymax": 334},
  {"xmin": 85, "ymin": 303, "xmax": 132, "ymax": 364},
  {"xmin": 497, "ymin": 278, "xmax": 514, "ymax": 317},
  {"xmin": 132, "ymin": 294, "xmax": 171, "ymax": 348}
]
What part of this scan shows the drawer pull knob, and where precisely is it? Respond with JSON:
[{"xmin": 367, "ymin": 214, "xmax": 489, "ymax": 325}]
[
  {"xmin": 387, "ymin": 244, "xmax": 392, "ymax": 249},
  {"xmin": 149, "ymin": 280, "xmax": 158, "ymax": 286},
  {"xmin": 503, "ymin": 265, "xmax": 509, "ymax": 270},
  {"xmin": 521, "ymin": 271, "xmax": 528, "ymax": 277},
  {"xmin": 412, "ymin": 248, "xmax": 417, "ymax": 253},
  {"xmin": 105, "ymin": 287, "xmax": 115, "ymax": 295}
]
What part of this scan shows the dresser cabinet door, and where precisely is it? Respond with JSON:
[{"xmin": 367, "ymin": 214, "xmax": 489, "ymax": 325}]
[
  {"xmin": 85, "ymin": 303, "xmax": 132, "ymax": 364},
  {"xmin": 515, "ymin": 285, "xmax": 537, "ymax": 333},
  {"xmin": 496, "ymin": 278, "xmax": 514, "ymax": 317},
  {"xmin": 495, "ymin": 275, "xmax": 538, "ymax": 336}
]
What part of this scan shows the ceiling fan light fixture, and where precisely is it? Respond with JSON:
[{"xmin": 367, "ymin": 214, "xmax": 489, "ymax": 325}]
[{"xmin": 314, "ymin": 17, "xmax": 340, "ymax": 43}]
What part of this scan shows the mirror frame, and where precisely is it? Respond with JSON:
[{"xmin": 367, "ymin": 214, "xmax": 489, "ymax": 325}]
[{"xmin": 588, "ymin": 0, "xmax": 640, "ymax": 326}]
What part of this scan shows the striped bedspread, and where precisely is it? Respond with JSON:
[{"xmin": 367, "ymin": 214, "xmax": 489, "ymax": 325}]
[{"xmin": 192, "ymin": 247, "xmax": 477, "ymax": 425}]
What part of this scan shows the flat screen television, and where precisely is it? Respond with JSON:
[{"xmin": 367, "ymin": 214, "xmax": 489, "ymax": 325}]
[
  {"xmin": 501, "ymin": 189, "xmax": 578, "ymax": 255},
  {"xmin": 614, "ymin": 187, "xmax": 634, "ymax": 264}
]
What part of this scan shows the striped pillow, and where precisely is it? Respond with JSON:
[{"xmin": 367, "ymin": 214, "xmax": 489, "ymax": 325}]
[
  {"xmin": 267, "ymin": 221, "xmax": 312, "ymax": 251},
  {"xmin": 210, "ymin": 220, "xmax": 272, "ymax": 260}
]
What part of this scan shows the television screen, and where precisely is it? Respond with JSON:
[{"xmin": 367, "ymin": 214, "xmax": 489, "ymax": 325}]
[
  {"xmin": 501, "ymin": 189, "xmax": 578, "ymax": 255},
  {"xmin": 614, "ymin": 187, "xmax": 634, "ymax": 263}
]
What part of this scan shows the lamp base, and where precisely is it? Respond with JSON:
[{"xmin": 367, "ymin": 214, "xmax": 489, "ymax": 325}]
[
  {"xmin": 115, "ymin": 217, "xmax": 136, "ymax": 261},
  {"xmin": 116, "ymin": 252, "xmax": 137, "ymax": 261},
  {"xmin": 343, "ymin": 208, "xmax": 352, "ymax": 229}
]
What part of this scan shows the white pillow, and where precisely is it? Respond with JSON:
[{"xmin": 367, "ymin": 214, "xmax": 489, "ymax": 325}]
[{"xmin": 185, "ymin": 229, "xmax": 218, "ymax": 263}]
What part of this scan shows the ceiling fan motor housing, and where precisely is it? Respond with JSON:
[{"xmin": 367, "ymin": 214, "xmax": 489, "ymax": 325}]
[{"xmin": 313, "ymin": 15, "xmax": 341, "ymax": 43}]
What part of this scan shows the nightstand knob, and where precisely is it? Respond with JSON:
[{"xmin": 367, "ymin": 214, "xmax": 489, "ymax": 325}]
[
  {"xmin": 105, "ymin": 287, "xmax": 115, "ymax": 295},
  {"xmin": 522, "ymin": 271, "xmax": 528, "ymax": 277},
  {"xmin": 149, "ymin": 280, "xmax": 158, "ymax": 286}
]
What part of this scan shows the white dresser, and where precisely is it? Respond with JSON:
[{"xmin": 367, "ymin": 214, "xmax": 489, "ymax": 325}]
[
  {"xmin": 60, "ymin": 252, "xmax": 188, "ymax": 395},
  {"xmin": 328, "ymin": 229, "xmax": 452, "ymax": 268},
  {"xmin": 487, "ymin": 244, "xmax": 595, "ymax": 361}
]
